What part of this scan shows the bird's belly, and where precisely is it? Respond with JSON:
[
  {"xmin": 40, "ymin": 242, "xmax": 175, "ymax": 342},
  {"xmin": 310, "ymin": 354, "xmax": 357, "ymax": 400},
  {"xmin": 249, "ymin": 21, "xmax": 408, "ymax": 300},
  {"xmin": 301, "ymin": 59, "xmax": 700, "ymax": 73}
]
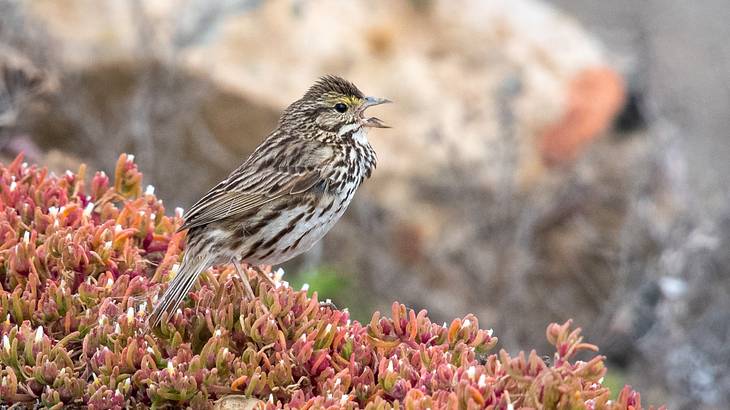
[{"xmin": 243, "ymin": 190, "xmax": 356, "ymax": 265}]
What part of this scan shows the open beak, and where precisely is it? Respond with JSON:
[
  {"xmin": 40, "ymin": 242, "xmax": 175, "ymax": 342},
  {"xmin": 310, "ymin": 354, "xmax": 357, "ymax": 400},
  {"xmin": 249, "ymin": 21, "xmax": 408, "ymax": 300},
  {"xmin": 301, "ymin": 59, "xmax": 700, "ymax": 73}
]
[{"xmin": 360, "ymin": 96, "xmax": 391, "ymax": 128}]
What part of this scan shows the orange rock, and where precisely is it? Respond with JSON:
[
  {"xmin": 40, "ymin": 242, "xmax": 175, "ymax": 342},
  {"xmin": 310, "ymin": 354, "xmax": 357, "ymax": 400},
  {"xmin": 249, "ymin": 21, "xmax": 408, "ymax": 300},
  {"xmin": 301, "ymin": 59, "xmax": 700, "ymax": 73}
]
[{"xmin": 539, "ymin": 67, "xmax": 625, "ymax": 165}]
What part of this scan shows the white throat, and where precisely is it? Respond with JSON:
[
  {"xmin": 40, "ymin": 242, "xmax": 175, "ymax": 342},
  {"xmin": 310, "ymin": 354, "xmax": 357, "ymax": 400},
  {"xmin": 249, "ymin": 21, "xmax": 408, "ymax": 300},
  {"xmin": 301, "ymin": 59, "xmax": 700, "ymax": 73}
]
[
  {"xmin": 351, "ymin": 127, "xmax": 369, "ymax": 144},
  {"xmin": 337, "ymin": 123, "xmax": 369, "ymax": 145}
]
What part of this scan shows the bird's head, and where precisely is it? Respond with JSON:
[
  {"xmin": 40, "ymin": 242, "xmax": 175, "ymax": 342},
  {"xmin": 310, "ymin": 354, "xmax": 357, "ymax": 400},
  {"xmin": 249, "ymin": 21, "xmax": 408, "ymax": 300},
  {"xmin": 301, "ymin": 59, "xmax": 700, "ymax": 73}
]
[{"xmin": 281, "ymin": 75, "xmax": 390, "ymax": 138}]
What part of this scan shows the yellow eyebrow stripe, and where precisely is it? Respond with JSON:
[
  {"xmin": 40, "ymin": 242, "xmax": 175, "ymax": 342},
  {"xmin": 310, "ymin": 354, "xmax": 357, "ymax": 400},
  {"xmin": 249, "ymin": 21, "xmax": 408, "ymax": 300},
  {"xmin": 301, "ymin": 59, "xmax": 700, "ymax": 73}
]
[{"xmin": 329, "ymin": 96, "xmax": 362, "ymax": 106}]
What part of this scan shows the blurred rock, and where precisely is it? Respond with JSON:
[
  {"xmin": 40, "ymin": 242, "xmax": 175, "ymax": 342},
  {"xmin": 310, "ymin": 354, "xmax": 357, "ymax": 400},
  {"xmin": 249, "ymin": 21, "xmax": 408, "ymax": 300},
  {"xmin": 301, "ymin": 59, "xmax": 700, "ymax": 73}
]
[
  {"xmin": 0, "ymin": 45, "xmax": 53, "ymax": 133},
  {"xmin": 25, "ymin": 60, "xmax": 281, "ymax": 207},
  {"xmin": 539, "ymin": 67, "xmax": 625, "ymax": 165}
]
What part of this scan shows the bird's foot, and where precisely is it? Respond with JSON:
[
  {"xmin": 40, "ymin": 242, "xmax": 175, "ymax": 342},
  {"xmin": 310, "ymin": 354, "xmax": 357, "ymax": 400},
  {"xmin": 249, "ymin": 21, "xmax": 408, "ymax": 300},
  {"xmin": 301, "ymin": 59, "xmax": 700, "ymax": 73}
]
[
  {"xmin": 250, "ymin": 265, "xmax": 278, "ymax": 288},
  {"xmin": 231, "ymin": 260, "xmax": 256, "ymax": 300}
]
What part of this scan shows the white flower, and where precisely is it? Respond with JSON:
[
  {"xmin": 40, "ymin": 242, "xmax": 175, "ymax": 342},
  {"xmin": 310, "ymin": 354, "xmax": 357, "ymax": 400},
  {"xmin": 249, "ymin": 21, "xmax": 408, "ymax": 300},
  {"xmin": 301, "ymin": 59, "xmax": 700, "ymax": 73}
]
[
  {"xmin": 478, "ymin": 374, "xmax": 486, "ymax": 388},
  {"xmin": 486, "ymin": 328, "xmax": 493, "ymax": 337},
  {"xmin": 466, "ymin": 366, "xmax": 476, "ymax": 379},
  {"xmin": 175, "ymin": 207, "xmax": 185, "ymax": 218},
  {"xmin": 35, "ymin": 326, "xmax": 44, "ymax": 343},
  {"xmin": 462, "ymin": 319, "xmax": 471, "ymax": 328},
  {"xmin": 23, "ymin": 231, "xmax": 30, "ymax": 244},
  {"xmin": 166, "ymin": 360, "xmax": 174, "ymax": 375},
  {"xmin": 83, "ymin": 202, "xmax": 95, "ymax": 217},
  {"xmin": 127, "ymin": 307, "xmax": 135, "ymax": 324},
  {"xmin": 301, "ymin": 283, "xmax": 309, "ymax": 291},
  {"xmin": 3, "ymin": 335, "xmax": 10, "ymax": 351},
  {"xmin": 145, "ymin": 185, "xmax": 155, "ymax": 196},
  {"xmin": 127, "ymin": 154, "xmax": 135, "ymax": 162}
]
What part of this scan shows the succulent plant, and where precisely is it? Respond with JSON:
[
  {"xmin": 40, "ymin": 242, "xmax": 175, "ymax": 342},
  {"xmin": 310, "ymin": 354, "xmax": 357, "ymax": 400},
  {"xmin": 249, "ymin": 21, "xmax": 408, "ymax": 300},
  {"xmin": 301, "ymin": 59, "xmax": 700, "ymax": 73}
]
[{"xmin": 0, "ymin": 154, "xmax": 660, "ymax": 409}]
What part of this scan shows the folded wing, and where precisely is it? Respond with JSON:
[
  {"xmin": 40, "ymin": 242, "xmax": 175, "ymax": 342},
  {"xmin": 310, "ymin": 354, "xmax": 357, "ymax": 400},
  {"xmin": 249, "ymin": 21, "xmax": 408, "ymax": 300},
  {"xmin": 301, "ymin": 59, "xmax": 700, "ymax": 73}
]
[{"xmin": 179, "ymin": 166, "xmax": 325, "ymax": 231}]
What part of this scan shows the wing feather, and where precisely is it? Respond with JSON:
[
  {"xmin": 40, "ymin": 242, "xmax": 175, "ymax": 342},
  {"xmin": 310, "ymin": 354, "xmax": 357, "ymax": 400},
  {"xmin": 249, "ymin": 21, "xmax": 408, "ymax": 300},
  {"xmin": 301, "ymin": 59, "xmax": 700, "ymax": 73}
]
[{"xmin": 179, "ymin": 166, "xmax": 324, "ymax": 231}]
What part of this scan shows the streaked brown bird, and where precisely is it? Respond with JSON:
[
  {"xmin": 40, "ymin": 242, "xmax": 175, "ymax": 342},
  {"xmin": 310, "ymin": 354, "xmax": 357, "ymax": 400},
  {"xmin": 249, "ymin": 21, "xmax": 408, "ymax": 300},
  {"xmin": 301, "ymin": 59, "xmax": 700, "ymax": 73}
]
[{"xmin": 148, "ymin": 76, "xmax": 390, "ymax": 327}]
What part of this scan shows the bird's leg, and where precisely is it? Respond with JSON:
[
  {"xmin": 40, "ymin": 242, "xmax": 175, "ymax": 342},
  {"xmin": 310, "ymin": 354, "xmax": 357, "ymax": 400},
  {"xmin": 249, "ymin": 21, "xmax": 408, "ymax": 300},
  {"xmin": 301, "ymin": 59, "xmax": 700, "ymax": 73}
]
[
  {"xmin": 251, "ymin": 265, "xmax": 277, "ymax": 288},
  {"xmin": 231, "ymin": 258, "xmax": 255, "ymax": 300}
]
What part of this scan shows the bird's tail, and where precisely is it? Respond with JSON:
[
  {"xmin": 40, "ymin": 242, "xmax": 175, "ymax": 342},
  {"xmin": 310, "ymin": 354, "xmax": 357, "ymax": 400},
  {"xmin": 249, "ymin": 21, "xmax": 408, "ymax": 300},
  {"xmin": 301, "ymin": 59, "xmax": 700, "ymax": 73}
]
[{"xmin": 147, "ymin": 250, "xmax": 213, "ymax": 329}]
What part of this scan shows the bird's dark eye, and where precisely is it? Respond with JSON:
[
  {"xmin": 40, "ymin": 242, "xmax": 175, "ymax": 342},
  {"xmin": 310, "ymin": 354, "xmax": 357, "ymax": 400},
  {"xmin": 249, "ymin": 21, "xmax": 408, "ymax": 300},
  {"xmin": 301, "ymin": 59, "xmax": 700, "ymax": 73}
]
[{"xmin": 334, "ymin": 103, "xmax": 348, "ymax": 113}]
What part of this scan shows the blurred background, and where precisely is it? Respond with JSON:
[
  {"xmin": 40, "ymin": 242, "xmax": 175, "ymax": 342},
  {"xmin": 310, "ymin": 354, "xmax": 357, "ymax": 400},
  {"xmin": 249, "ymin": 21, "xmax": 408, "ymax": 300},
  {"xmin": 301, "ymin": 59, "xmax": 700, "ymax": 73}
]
[{"xmin": 1, "ymin": 0, "xmax": 729, "ymax": 408}]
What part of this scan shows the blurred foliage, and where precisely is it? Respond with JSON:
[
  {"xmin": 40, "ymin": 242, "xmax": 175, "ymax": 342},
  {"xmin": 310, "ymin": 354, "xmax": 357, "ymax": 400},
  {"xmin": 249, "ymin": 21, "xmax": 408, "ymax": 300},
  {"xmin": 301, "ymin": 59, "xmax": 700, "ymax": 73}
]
[
  {"xmin": 288, "ymin": 267, "xmax": 373, "ymax": 324},
  {"xmin": 603, "ymin": 369, "xmax": 628, "ymax": 401},
  {"xmin": 289, "ymin": 269, "xmax": 349, "ymax": 303}
]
